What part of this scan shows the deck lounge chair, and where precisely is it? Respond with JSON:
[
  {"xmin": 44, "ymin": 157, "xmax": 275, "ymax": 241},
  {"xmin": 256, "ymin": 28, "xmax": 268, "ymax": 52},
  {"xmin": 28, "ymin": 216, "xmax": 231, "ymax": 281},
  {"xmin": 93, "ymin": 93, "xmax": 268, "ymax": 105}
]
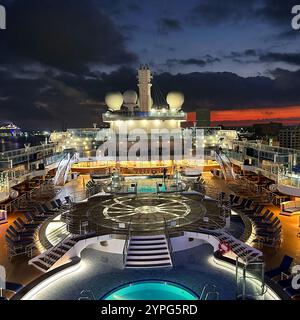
[
  {"xmin": 243, "ymin": 204, "xmax": 260, "ymax": 215},
  {"xmin": 65, "ymin": 196, "xmax": 72, "ymax": 204},
  {"xmin": 255, "ymin": 213, "xmax": 276, "ymax": 225},
  {"xmin": 229, "ymin": 194, "xmax": 235, "ymax": 204},
  {"xmin": 244, "ymin": 200, "xmax": 254, "ymax": 209},
  {"xmin": 284, "ymin": 286, "xmax": 300, "ymax": 299},
  {"xmin": 233, "ymin": 199, "xmax": 247, "ymax": 209},
  {"xmin": 8, "ymin": 226, "xmax": 35, "ymax": 237},
  {"xmin": 5, "ymin": 282, "xmax": 23, "ymax": 294},
  {"xmin": 5, "ymin": 235, "xmax": 33, "ymax": 246},
  {"xmin": 253, "ymin": 237, "xmax": 280, "ymax": 247},
  {"xmin": 256, "ymin": 228, "xmax": 281, "ymax": 238},
  {"xmin": 265, "ymin": 255, "xmax": 294, "ymax": 279},
  {"xmin": 23, "ymin": 212, "xmax": 47, "ymax": 223},
  {"xmin": 250, "ymin": 210, "xmax": 271, "ymax": 222},
  {"xmin": 6, "ymin": 228, "xmax": 34, "ymax": 241},
  {"xmin": 14, "ymin": 218, "xmax": 38, "ymax": 230},
  {"xmin": 49, "ymin": 201, "xmax": 60, "ymax": 210},
  {"xmin": 38, "ymin": 204, "xmax": 57, "ymax": 214},
  {"xmin": 244, "ymin": 205, "xmax": 265, "ymax": 216},
  {"xmin": 255, "ymin": 218, "xmax": 281, "ymax": 230},
  {"xmin": 277, "ymin": 278, "xmax": 293, "ymax": 288},
  {"xmin": 56, "ymin": 198, "xmax": 65, "ymax": 206}
]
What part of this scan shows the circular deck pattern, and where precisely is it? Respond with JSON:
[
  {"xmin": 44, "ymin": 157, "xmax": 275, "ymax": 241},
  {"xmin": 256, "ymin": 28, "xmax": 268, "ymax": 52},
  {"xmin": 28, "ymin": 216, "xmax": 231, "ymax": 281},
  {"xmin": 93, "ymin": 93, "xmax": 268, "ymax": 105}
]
[{"xmin": 88, "ymin": 194, "xmax": 206, "ymax": 232}]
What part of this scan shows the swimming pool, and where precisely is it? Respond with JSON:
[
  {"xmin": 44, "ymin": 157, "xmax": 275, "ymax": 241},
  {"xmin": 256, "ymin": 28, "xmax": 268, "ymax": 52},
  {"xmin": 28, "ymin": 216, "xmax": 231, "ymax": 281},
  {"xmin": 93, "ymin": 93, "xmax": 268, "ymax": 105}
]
[
  {"xmin": 101, "ymin": 280, "xmax": 199, "ymax": 300},
  {"xmin": 131, "ymin": 184, "xmax": 167, "ymax": 193}
]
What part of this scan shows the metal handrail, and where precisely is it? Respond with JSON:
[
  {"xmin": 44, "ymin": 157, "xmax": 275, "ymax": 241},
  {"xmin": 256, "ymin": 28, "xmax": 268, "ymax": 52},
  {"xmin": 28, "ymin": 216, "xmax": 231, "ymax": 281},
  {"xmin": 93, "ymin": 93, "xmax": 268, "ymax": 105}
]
[
  {"xmin": 215, "ymin": 150, "xmax": 236, "ymax": 180},
  {"xmin": 199, "ymin": 284, "xmax": 220, "ymax": 300},
  {"xmin": 33, "ymin": 232, "xmax": 73, "ymax": 267},
  {"xmin": 53, "ymin": 153, "xmax": 69, "ymax": 186},
  {"xmin": 26, "ymin": 221, "xmax": 69, "ymax": 256},
  {"xmin": 196, "ymin": 216, "xmax": 263, "ymax": 262},
  {"xmin": 79, "ymin": 289, "xmax": 95, "ymax": 300},
  {"xmin": 122, "ymin": 220, "xmax": 132, "ymax": 265},
  {"xmin": 164, "ymin": 217, "xmax": 173, "ymax": 255}
]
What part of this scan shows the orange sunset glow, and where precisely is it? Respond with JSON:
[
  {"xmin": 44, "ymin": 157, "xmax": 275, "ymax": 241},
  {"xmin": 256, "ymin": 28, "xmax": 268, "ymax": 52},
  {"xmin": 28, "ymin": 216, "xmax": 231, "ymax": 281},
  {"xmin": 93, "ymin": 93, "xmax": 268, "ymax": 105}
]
[{"xmin": 211, "ymin": 105, "xmax": 300, "ymax": 126}]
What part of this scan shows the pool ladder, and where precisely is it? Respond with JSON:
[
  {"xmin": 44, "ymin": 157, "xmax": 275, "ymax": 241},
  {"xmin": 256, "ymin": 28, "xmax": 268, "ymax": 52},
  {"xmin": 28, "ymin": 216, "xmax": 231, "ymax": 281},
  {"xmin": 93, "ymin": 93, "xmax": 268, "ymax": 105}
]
[
  {"xmin": 199, "ymin": 284, "xmax": 220, "ymax": 300},
  {"xmin": 78, "ymin": 289, "xmax": 96, "ymax": 300}
]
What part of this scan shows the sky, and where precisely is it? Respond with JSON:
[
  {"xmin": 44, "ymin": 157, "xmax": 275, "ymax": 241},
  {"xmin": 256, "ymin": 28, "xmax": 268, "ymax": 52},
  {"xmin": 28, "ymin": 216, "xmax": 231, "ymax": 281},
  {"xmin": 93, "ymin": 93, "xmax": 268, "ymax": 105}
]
[{"xmin": 0, "ymin": 0, "xmax": 300, "ymax": 129}]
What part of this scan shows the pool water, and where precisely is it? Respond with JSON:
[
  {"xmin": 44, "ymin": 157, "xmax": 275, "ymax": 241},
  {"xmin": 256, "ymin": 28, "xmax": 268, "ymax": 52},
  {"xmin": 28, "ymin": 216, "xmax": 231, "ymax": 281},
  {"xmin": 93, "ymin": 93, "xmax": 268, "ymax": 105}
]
[
  {"xmin": 137, "ymin": 185, "xmax": 166, "ymax": 193},
  {"xmin": 102, "ymin": 281, "xmax": 199, "ymax": 300}
]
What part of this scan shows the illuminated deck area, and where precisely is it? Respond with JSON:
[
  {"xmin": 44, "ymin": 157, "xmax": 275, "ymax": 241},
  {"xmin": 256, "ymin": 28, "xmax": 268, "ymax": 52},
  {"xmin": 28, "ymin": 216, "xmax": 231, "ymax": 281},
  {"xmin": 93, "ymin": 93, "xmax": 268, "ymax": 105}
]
[{"xmin": 0, "ymin": 170, "xmax": 299, "ymax": 300}]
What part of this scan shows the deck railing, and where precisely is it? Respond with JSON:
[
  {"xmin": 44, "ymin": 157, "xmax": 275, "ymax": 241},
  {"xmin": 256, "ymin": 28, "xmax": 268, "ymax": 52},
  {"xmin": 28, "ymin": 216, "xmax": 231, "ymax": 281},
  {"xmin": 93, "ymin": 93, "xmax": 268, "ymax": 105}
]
[{"xmin": 122, "ymin": 220, "xmax": 132, "ymax": 266}]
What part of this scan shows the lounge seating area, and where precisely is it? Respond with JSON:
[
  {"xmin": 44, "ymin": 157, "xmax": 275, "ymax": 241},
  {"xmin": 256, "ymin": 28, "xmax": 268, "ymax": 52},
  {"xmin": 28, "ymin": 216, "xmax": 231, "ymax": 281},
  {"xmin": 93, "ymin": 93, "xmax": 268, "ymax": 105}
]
[
  {"xmin": 280, "ymin": 200, "xmax": 300, "ymax": 216},
  {"xmin": 5, "ymin": 196, "xmax": 71, "ymax": 261},
  {"xmin": 228, "ymin": 194, "xmax": 282, "ymax": 248}
]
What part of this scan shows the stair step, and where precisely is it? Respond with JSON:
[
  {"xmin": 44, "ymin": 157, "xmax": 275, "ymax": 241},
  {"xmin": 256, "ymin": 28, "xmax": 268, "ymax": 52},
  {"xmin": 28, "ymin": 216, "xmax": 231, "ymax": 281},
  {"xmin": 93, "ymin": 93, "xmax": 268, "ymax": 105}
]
[
  {"xmin": 128, "ymin": 246, "xmax": 168, "ymax": 251},
  {"xmin": 66, "ymin": 240, "xmax": 77, "ymax": 245},
  {"xmin": 47, "ymin": 251, "xmax": 61, "ymax": 259},
  {"xmin": 127, "ymin": 251, "xmax": 169, "ymax": 256},
  {"xmin": 126, "ymin": 262, "xmax": 172, "ymax": 268},
  {"xmin": 59, "ymin": 245, "xmax": 72, "ymax": 251},
  {"xmin": 130, "ymin": 237, "xmax": 165, "ymax": 241},
  {"xmin": 125, "ymin": 234, "xmax": 172, "ymax": 269},
  {"xmin": 130, "ymin": 235, "xmax": 165, "ymax": 240},
  {"xmin": 125, "ymin": 259, "xmax": 172, "ymax": 265},
  {"xmin": 129, "ymin": 242, "xmax": 166, "ymax": 246},
  {"xmin": 53, "ymin": 248, "xmax": 67, "ymax": 256},
  {"xmin": 32, "ymin": 261, "xmax": 49, "ymax": 272},
  {"xmin": 127, "ymin": 256, "xmax": 171, "ymax": 262},
  {"xmin": 130, "ymin": 239, "xmax": 167, "ymax": 244},
  {"xmin": 128, "ymin": 249, "xmax": 169, "ymax": 255},
  {"xmin": 38, "ymin": 258, "xmax": 52, "ymax": 268},
  {"xmin": 43, "ymin": 256, "xmax": 57, "ymax": 264}
]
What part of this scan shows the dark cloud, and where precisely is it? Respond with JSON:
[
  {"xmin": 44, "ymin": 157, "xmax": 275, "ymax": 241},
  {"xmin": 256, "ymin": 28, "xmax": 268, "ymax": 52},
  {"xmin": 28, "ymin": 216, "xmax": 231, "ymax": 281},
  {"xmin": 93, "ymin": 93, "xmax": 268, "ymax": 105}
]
[
  {"xmin": 97, "ymin": 0, "xmax": 141, "ymax": 16},
  {"xmin": 126, "ymin": 2, "xmax": 141, "ymax": 12},
  {"xmin": 166, "ymin": 56, "xmax": 220, "ymax": 67},
  {"xmin": 258, "ymin": 0, "xmax": 299, "ymax": 26},
  {"xmin": 189, "ymin": 0, "xmax": 299, "ymax": 35},
  {"xmin": 155, "ymin": 69, "xmax": 300, "ymax": 111},
  {"xmin": 228, "ymin": 50, "xmax": 258, "ymax": 58},
  {"xmin": 119, "ymin": 24, "xmax": 140, "ymax": 41},
  {"xmin": 1, "ymin": 0, "xmax": 300, "ymax": 130},
  {"xmin": 225, "ymin": 49, "xmax": 300, "ymax": 66},
  {"xmin": 1, "ymin": 0, "xmax": 137, "ymax": 73},
  {"xmin": 260, "ymin": 52, "xmax": 300, "ymax": 66},
  {"xmin": 2, "ymin": 66, "xmax": 300, "ymax": 130},
  {"xmin": 189, "ymin": 0, "xmax": 257, "ymax": 26},
  {"xmin": 158, "ymin": 18, "xmax": 182, "ymax": 33}
]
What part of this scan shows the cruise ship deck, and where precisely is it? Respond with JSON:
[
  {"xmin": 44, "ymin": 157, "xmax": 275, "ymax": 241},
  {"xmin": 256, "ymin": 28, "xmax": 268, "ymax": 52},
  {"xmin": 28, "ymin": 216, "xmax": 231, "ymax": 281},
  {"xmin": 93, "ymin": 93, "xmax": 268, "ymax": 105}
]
[{"xmin": 0, "ymin": 67, "xmax": 299, "ymax": 302}]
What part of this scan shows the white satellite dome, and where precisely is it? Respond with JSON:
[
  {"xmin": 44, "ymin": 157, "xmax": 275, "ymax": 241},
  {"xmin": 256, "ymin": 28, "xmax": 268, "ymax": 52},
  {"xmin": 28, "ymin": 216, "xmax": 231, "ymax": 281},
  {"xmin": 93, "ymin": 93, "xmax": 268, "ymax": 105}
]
[
  {"xmin": 166, "ymin": 92, "xmax": 185, "ymax": 111},
  {"xmin": 123, "ymin": 90, "xmax": 138, "ymax": 105},
  {"xmin": 105, "ymin": 92, "xmax": 123, "ymax": 111}
]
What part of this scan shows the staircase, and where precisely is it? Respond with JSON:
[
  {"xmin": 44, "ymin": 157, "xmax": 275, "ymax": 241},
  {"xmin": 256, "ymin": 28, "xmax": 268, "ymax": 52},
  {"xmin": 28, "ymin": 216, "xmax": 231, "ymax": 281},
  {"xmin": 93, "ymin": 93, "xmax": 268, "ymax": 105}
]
[
  {"xmin": 53, "ymin": 153, "xmax": 78, "ymax": 186},
  {"xmin": 215, "ymin": 150, "xmax": 236, "ymax": 180},
  {"xmin": 204, "ymin": 229, "xmax": 263, "ymax": 263},
  {"xmin": 29, "ymin": 237, "xmax": 77, "ymax": 272},
  {"xmin": 125, "ymin": 235, "xmax": 172, "ymax": 268}
]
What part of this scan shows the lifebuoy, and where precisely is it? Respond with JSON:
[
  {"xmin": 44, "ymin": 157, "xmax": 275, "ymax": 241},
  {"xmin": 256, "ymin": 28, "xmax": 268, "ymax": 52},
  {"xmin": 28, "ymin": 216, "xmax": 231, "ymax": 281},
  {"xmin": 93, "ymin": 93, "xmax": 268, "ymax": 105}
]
[
  {"xmin": 218, "ymin": 241, "xmax": 231, "ymax": 255},
  {"xmin": 152, "ymin": 169, "xmax": 157, "ymax": 175}
]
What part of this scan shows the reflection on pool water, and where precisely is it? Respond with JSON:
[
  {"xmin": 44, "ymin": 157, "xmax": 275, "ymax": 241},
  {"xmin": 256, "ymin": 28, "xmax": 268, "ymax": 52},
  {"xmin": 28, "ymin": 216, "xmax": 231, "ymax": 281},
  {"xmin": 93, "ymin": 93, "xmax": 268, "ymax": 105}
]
[{"xmin": 102, "ymin": 281, "xmax": 199, "ymax": 300}]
